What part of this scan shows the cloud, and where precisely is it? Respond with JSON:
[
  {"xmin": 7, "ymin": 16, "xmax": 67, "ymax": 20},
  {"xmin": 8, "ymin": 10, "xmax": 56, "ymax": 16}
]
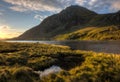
[
  {"xmin": 34, "ymin": 14, "xmax": 48, "ymax": 21},
  {"xmin": 75, "ymin": 0, "xmax": 120, "ymax": 13},
  {"xmin": 75, "ymin": 0, "xmax": 87, "ymax": 5},
  {"xmin": 3, "ymin": 0, "xmax": 73, "ymax": 12},
  {"xmin": 0, "ymin": 12, "xmax": 3, "ymax": 15},
  {"xmin": 111, "ymin": 0, "xmax": 120, "ymax": 11},
  {"xmin": 10, "ymin": 6, "xmax": 28, "ymax": 12},
  {"xmin": 3, "ymin": 0, "xmax": 120, "ymax": 13},
  {"xmin": 0, "ymin": 25, "xmax": 22, "ymax": 39},
  {"xmin": 0, "ymin": 25, "xmax": 10, "ymax": 30},
  {"xmin": 0, "ymin": 9, "xmax": 4, "ymax": 16}
]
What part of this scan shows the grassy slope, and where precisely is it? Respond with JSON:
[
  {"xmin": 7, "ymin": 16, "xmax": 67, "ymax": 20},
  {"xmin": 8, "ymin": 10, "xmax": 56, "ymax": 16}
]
[
  {"xmin": 55, "ymin": 26, "xmax": 120, "ymax": 40},
  {"xmin": 0, "ymin": 42, "xmax": 120, "ymax": 82}
]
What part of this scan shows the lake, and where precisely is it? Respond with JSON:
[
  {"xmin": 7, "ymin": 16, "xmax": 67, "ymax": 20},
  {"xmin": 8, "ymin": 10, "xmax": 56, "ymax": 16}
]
[{"xmin": 6, "ymin": 40, "xmax": 120, "ymax": 54}]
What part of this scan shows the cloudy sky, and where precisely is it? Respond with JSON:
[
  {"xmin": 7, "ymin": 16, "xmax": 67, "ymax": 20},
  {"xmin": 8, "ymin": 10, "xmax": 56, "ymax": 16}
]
[{"xmin": 0, "ymin": 0, "xmax": 120, "ymax": 39}]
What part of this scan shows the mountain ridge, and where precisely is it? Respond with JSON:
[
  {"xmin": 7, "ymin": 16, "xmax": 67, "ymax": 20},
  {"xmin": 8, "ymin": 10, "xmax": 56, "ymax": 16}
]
[{"xmin": 16, "ymin": 5, "xmax": 120, "ymax": 40}]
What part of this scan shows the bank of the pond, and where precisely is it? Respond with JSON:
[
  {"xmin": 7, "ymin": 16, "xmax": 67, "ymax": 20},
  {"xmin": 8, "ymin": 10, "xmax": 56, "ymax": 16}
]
[{"xmin": 5, "ymin": 40, "xmax": 120, "ymax": 54}]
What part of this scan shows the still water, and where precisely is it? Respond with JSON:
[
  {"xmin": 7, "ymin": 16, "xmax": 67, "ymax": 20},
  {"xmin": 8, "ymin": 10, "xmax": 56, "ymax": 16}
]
[{"xmin": 6, "ymin": 40, "xmax": 120, "ymax": 54}]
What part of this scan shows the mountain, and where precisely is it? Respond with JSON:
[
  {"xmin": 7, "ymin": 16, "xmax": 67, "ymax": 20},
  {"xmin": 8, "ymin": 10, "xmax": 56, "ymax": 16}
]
[
  {"xmin": 16, "ymin": 5, "xmax": 120, "ymax": 40},
  {"xmin": 16, "ymin": 5, "xmax": 97, "ymax": 40}
]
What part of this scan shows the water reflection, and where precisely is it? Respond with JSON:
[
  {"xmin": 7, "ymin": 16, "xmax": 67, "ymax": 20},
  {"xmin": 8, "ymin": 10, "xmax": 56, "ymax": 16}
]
[
  {"xmin": 6, "ymin": 40, "xmax": 120, "ymax": 54},
  {"xmin": 59, "ymin": 41, "xmax": 120, "ymax": 54}
]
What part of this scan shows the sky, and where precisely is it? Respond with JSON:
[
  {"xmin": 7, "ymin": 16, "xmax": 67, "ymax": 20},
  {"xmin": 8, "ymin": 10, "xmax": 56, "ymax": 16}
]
[{"xmin": 0, "ymin": 0, "xmax": 120, "ymax": 39}]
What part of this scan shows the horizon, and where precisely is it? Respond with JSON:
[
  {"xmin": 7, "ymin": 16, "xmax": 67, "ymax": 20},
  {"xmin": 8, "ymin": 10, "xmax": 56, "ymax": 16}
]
[{"xmin": 0, "ymin": 0, "xmax": 120, "ymax": 39}]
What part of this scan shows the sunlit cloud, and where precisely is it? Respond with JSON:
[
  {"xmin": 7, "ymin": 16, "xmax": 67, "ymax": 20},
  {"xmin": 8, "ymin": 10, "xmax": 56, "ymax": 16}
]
[
  {"xmin": 0, "ymin": 25, "xmax": 22, "ymax": 39},
  {"xmin": 110, "ymin": 0, "xmax": 120, "ymax": 11},
  {"xmin": 3, "ymin": 0, "xmax": 120, "ymax": 14},
  {"xmin": 10, "ymin": 6, "xmax": 28, "ymax": 12},
  {"xmin": 3, "ymin": 0, "xmax": 73, "ymax": 12},
  {"xmin": 34, "ymin": 14, "xmax": 48, "ymax": 21},
  {"xmin": 75, "ymin": 0, "xmax": 120, "ymax": 13}
]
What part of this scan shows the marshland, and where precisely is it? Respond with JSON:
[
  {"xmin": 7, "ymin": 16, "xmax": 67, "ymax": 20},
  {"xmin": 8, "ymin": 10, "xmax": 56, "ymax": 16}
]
[{"xmin": 0, "ymin": 42, "xmax": 120, "ymax": 82}]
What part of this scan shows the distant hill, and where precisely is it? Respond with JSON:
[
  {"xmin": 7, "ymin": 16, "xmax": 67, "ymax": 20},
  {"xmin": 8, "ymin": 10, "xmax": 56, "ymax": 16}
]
[{"xmin": 16, "ymin": 5, "xmax": 120, "ymax": 40}]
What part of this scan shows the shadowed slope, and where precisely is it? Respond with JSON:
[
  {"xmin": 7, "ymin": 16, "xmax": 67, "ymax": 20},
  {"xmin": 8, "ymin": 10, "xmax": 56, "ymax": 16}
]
[
  {"xmin": 16, "ymin": 5, "xmax": 120, "ymax": 40},
  {"xmin": 17, "ymin": 5, "xmax": 97, "ymax": 40}
]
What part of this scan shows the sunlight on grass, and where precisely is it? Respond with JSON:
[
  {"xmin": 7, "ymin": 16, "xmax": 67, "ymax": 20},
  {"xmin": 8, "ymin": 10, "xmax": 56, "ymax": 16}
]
[
  {"xmin": 0, "ymin": 42, "xmax": 120, "ymax": 82},
  {"xmin": 55, "ymin": 26, "xmax": 120, "ymax": 41}
]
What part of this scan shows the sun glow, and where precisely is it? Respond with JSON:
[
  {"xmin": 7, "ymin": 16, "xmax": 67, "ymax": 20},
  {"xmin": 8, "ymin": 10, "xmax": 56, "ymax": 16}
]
[
  {"xmin": 0, "ymin": 25, "xmax": 22, "ymax": 39},
  {"xmin": 0, "ymin": 31, "xmax": 16, "ymax": 39},
  {"xmin": 0, "ymin": 31, "xmax": 7, "ymax": 39}
]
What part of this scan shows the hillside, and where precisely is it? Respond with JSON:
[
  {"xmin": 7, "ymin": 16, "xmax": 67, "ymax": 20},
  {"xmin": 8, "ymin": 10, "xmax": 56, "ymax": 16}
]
[
  {"xmin": 16, "ymin": 5, "xmax": 120, "ymax": 40},
  {"xmin": 55, "ymin": 26, "xmax": 120, "ymax": 40}
]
